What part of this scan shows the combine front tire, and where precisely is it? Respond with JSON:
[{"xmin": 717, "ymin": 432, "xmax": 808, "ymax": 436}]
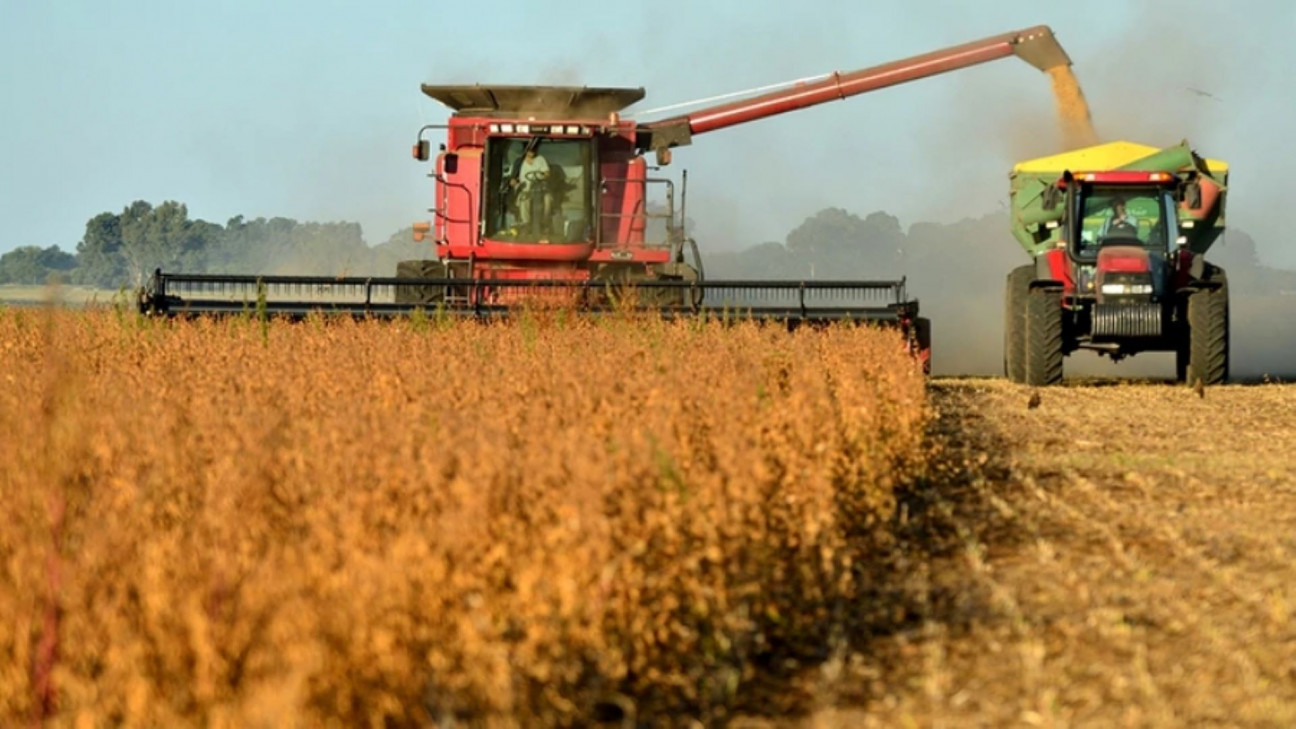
[
  {"xmin": 1179, "ymin": 271, "xmax": 1229, "ymax": 385},
  {"xmin": 395, "ymin": 260, "xmax": 446, "ymax": 305},
  {"xmin": 1003, "ymin": 265, "xmax": 1032, "ymax": 383},
  {"xmin": 648, "ymin": 262, "xmax": 703, "ymax": 307},
  {"xmin": 1024, "ymin": 286, "xmax": 1064, "ymax": 386}
]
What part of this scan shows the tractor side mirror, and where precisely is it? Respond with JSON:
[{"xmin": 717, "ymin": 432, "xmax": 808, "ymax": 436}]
[
  {"xmin": 1183, "ymin": 181, "xmax": 1203, "ymax": 210},
  {"xmin": 412, "ymin": 139, "xmax": 430, "ymax": 161},
  {"xmin": 655, "ymin": 147, "xmax": 672, "ymax": 166}
]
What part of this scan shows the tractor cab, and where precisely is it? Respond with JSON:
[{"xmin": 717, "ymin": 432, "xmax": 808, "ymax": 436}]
[
  {"xmin": 1057, "ymin": 173, "xmax": 1184, "ymax": 303},
  {"xmin": 1072, "ymin": 185, "xmax": 1176, "ymax": 260}
]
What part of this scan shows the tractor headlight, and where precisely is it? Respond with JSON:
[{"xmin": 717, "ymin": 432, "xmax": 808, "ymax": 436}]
[{"xmin": 1100, "ymin": 282, "xmax": 1153, "ymax": 295}]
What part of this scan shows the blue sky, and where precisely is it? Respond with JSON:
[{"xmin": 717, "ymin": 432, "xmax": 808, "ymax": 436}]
[{"xmin": 3, "ymin": 1, "xmax": 1294, "ymax": 266}]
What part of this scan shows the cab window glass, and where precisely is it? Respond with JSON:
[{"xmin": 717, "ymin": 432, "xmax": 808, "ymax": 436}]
[
  {"xmin": 484, "ymin": 138, "xmax": 593, "ymax": 243},
  {"xmin": 1076, "ymin": 186, "xmax": 1170, "ymax": 253}
]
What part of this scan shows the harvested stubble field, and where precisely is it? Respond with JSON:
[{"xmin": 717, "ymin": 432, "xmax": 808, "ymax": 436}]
[
  {"xmin": 0, "ymin": 308, "xmax": 927, "ymax": 726},
  {"xmin": 764, "ymin": 378, "xmax": 1296, "ymax": 728}
]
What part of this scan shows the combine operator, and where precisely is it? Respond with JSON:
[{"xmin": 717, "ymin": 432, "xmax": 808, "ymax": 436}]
[{"xmin": 509, "ymin": 142, "xmax": 553, "ymax": 237}]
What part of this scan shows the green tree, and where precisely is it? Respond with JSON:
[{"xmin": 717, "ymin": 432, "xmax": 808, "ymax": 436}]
[
  {"xmin": 119, "ymin": 201, "xmax": 211, "ymax": 283},
  {"xmin": 0, "ymin": 245, "xmax": 77, "ymax": 284},
  {"xmin": 208, "ymin": 216, "xmax": 373, "ymax": 275},
  {"xmin": 365, "ymin": 225, "xmax": 422, "ymax": 276},
  {"xmin": 74, "ymin": 211, "xmax": 129, "ymax": 287},
  {"xmin": 781, "ymin": 208, "xmax": 906, "ymax": 279}
]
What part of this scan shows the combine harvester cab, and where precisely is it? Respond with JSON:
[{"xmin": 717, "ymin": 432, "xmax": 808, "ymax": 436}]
[
  {"xmin": 1006, "ymin": 141, "xmax": 1230, "ymax": 385},
  {"xmin": 142, "ymin": 25, "xmax": 1079, "ymax": 374}
]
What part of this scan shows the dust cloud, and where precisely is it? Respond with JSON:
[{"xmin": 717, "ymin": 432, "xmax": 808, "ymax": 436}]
[{"xmin": 705, "ymin": 208, "xmax": 1296, "ymax": 382}]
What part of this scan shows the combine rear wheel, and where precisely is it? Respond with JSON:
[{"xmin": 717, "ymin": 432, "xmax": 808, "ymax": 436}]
[
  {"xmin": 1179, "ymin": 270, "xmax": 1229, "ymax": 385},
  {"xmin": 395, "ymin": 260, "xmax": 446, "ymax": 305},
  {"xmin": 1003, "ymin": 265, "xmax": 1032, "ymax": 383},
  {"xmin": 1024, "ymin": 286, "xmax": 1064, "ymax": 386}
]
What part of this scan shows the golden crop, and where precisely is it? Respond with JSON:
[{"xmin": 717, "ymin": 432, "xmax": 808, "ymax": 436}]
[{"xmin": 0, "ymin": 308, "xmax": 927, "ymax": 726}]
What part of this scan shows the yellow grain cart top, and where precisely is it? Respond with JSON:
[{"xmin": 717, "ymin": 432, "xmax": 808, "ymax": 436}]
[{"xmin": 1013, "ymin": 140, "xmax": 1228, "ymax": 175}]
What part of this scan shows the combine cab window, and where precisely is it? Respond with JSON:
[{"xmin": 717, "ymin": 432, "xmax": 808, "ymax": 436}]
[
  {"xmin": 484, "ymin": 137, "xmax": 594, "ymax": 243},
  {"xmin": 1076, "ymin": 186, "xmax": 1175, "ymax": 257}
]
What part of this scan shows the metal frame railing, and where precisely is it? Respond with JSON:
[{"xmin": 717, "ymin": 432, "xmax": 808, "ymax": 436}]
[
  {"xmin": 140, "ymin": 269, "xmax": 914, "ymax": 323},
  {"xmin": 597, "ymin": 177, "xmax": 679, "ymax": 250}
]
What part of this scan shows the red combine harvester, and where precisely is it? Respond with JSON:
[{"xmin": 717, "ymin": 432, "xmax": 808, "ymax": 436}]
[{"xmin": 141, "ymin": 26, "xmax": 1073, "ymax": 370}]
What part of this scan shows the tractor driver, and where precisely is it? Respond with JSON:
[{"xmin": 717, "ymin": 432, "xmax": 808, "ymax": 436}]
[
  {"xmin": 511, "ymin": 146, "xmax": 553, "ymax": 234},
  {"xmin": 1101, "ymin": 196, "xmax": 1140, "ymax": 240}
]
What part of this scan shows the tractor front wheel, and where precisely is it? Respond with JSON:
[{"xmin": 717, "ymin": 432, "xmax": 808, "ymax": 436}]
[
  {"xmin": 1179, "ymin": 271, "xmax": 1229, "ymax": 385},
  {"xmin": 1024, "ymin": 286, "xmax": 1064, "ymax": 386}
]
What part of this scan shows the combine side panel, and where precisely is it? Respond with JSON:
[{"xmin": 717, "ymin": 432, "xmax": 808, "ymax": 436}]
[{"xmin": 437, "ymin": 148, "xmax": 482, "ymax": 248}]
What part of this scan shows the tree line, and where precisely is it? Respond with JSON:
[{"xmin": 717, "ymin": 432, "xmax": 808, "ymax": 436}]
[
  {"xmin": 4, "ymin": 200, "xmax": 1281, "ymax": 296},
  {"xmin": 0, "ymin": 200, "xmax": 422, "ymax": 288},
  {"xmin": 705, "ymin": 206, "xmax": 1279, "ymax": 297}
]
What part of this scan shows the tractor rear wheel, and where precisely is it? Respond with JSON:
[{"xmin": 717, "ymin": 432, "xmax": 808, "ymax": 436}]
[
  {"xmin": 1024, "ymin": 286, "xmax": 1064, "ymax": 386},
  {"xmin": 1181, "ymin": 271, "xmax": 1229, "ymax": 385},
  {"xmin": 395, "ymin": 260, "xmax": 446, "ymax": 305},
  {"xmin": 1003, "ymin": 265, "xmax": 1032, "ymax": 383}
]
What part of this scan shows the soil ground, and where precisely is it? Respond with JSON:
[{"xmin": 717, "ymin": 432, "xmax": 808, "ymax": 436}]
[{"xmin": 740, "ymin": 378, "xmax": 1296, "ymax": 728}]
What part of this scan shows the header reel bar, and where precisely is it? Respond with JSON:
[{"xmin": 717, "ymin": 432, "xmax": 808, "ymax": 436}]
[{"xmin": 139, "ymin": 270, "xmax": 915, "ymax": 324}]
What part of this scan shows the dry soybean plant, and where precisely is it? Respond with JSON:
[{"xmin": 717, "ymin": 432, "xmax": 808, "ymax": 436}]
[{"xmin": 0, "ymin": 308, "xmax": 927, "ymax": 726}]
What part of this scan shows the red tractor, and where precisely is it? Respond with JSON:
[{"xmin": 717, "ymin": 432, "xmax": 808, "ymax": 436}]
[{"xmin": 1006, "ymin": 141, "xmax": 1230, "ymax": 385}]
